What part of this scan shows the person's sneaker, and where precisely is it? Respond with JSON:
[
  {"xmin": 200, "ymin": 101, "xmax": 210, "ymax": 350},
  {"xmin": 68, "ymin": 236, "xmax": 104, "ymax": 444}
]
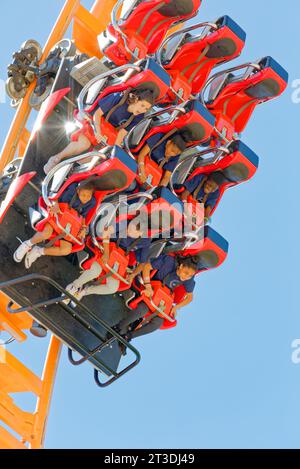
[
  {"xmin": 13, "ymin": 240, "xmax": 32, "ymax": 263},
  {"xmin": 64, "ymin": 284, "xmax": 88, "ymax": 307},
  {"xmin": 43, "ymin": 155, "xmax": 62, "ymax": 174},
  {"xmin": 25, "ymin": 246, "xmax": 43, "ymax": 269},
  {"xmin": 63, "ymin": 283, "xmax": 79, "ymax": 304},
  {"xmin": 30, "ymin": 321, "xmax": 48, "ymax": 338}
]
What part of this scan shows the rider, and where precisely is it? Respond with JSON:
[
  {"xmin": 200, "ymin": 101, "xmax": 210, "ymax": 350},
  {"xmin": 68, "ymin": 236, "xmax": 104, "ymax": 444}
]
[
  {"xmin": 13, "ymin": 181, "xmax": 96, "ymax": 268},
  {"xmin": 137, "ymin": 133, "xmax": 187, "ymax": 187},
  {"xmin": 44, "ymin": 88, "xmax": 155, "ymax": 174},
  {"xmin": 177, "ymin": 171, "xmax": 223, "ymax": 219},
  {"xmin": 116, "ymin": 254, "xmax": 198, "ymax": 340}
]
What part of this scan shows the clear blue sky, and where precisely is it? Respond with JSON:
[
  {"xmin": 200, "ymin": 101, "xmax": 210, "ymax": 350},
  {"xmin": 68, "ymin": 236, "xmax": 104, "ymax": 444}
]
[{"xmin": 0, "ymin": 0, "xmax": 299, "ymax": 449}]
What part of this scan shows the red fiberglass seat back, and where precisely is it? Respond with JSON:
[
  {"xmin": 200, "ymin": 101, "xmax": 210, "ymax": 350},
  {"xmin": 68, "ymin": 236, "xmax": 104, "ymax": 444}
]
[
  {"xmin": 165, "ymin": 226, "xmax": 229, "ymax": 328},
  {"xmin": 35, "ymin": 147, "xmax": 138, "ymax": 253},
  {"xmin": 162, "ymin": 16, "xmax": 246, "ymax": 103},
  {"xmin": 206, "ymin": 56, "xmax": 288, "ymax": 140},
  {"xmin": 183, "ymin": 139, "xmax": 259, "ymax": 216},
  {"xmin": 98, "ymin": 0, "xmax": 202, "ymax": 66},
  {"xmin": 130, "ymin": 101, "xmax": 216, "ymax": 186}
]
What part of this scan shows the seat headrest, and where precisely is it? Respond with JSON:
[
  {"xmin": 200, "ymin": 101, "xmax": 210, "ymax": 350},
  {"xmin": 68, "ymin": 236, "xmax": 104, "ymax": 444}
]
[
  {"xmin": 180, "ymin": 123, "xmax": 206, "ymax": 142},
  {"xmin": 135, "ymin": 81, "xmax": 160, "ymax": 100},
  {"xmin": 245, "ymin": 78, "xmax": 281, "ymax": 99},
  {"xmin": 197, "ymin": 249, "xmax": 220, "ymax": 269},
  {"xmin": 88, "ymin": 170, "xmax": 128, "ymax": 191},
  {"xmin": 158, "ymin": 0, "xmax": 195, "ymax": 17},
  {"xmin": 206, "ymin": 38, "xmax": 237, "ymax": 59},
  {"xmin": 222, "ymin": 162, "xmax": 250, "ymax": 183}
]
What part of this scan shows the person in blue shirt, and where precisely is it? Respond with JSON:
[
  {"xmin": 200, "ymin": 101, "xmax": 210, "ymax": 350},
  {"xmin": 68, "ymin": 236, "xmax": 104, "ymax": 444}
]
[
  {"xmin": 44, "ymin": 88, "xmax": 155, "ymax": 174},
  {"xmin": 64, "ymin": 219, "xmax": 152, "ymax": 302},
  {"xmin": 137, "ymin": 132, "xmax": 187, "ymax": 187},
  {"xmin": 13, "ymin": 181, "xmax": 96, "ymax": 268},
  {"xmin": 179, "ymin": 171, "xmax": 223, "ymax": 219},
  {"xmin": 116, "ymin": 254, "xmax": 198, "ymax": 342}
]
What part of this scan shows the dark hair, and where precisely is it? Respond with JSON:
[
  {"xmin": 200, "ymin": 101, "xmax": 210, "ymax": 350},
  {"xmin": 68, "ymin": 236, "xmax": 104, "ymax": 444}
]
[
  {"xmin": 77, "ymin": 180, "xmax": 95, "ymax": 192},
  {"xmin": 177, "ymin": 255, "xmax": 199, "ymax": 271},
  {"xmin": 169, "ymin": 134, "xmax": 187, "ymax": 152},
  {"xmin": 127, "ymin": 88, "xmax": 155, "ymax": 106},
  {"xmin": 207, "ymin": 171, "xmax": 225, "ymax": 186}
]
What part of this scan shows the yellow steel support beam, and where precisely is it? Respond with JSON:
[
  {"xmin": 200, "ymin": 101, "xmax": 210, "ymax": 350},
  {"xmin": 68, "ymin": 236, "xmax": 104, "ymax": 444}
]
[
  {"xmin": 0, "ymin": 291, "xmax": 33, "ymax": 341},
  {"xmin": 0, "ymin": 346, "xmax": 42, "ymax": 395},
  {"xmin": 30, "ymin": 336, "xmax": 62, "ymax": 449},
  {"xmin": 0, "ymin": 391, "xmax": 35, "ymax": 442},
  {"xmin": 0, "ymin": 425, "xmax": 27, "ymax": 449},
  {"xmin": 0, "ymin": 336, "xmax": 62, "ymax": 449}
]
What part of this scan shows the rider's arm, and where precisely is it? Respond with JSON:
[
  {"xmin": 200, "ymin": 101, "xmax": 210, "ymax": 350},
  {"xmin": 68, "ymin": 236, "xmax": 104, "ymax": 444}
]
[
  {"xmin": 160, "ymin": 170, "xmax": 172, "ymax": 187},
  {"xmin": 93, "ymin": 108, "xmax": 104, "ymax": 137},
  {"xmin": 101, "ymin": 225, "xmax": 115, "ymax": 261},
  {"xmin": 137, "ymin": 144, "xmax": 150, "ymax": 178},
  {"xmin": 142, "ymin": 262, "xmax": 154, "ymax": 296},
  {"xmin": 115, "ymin": 128, "xmax": 128, "ymax": 146},
  {"xmin": 180, "ymin": 188, "xmax": 191, "ymax": 202}
]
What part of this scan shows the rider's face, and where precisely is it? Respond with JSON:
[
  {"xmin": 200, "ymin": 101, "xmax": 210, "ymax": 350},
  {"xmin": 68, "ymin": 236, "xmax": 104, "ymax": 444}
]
[
  {"xmin": 165, "ymin": 141, "xmax": 181, "ymax": 158},
  {"xmin": 78, "ymin": 188, "xmax": 93, "ymax": 204},
  {"xmin": 176, "ymin": 265, "xmax": 196, "ymax": 281},
  {"xmin": 204, "ymin": 179, "xmax": 218, "ymax": 194},
  {"xmin": 128, "ymin": 99, "xmax": 152, "ymax": 116}
]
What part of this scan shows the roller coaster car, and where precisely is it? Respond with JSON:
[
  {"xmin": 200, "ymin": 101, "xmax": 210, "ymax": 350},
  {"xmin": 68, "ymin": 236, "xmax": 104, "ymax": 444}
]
[
  {"xmin": 175, "ymin": 226, "xmax": 229, "ymax": 271},
  {"xmin": 80, "ymin": 186, "xmax": 183, "ymax": 291},
  {"xmin": 98, "ymin": 0, "xmax": 202, "ymax": 66},
  {"xmin": 202, "ymin": 56, "xmax": 288, "ymax": 141},
  {"xmin": 126, "ymin": 100, "xmax": 216, "ymax": 187},
  {"xmin": 158, "ymin": 16, "xmax": 246, "ymax": 103},
  {"xmin": 0, "ymin": 146, "xmax": 143, "ymax": 386},
  {"xmin": 127, "ymin": 225, "xmax": 229, "ymax": 332},
  {"xmin": 75, "ymin": 58, "xmax": 171, "ymax": 147},
  {"xmin": 28, "ymin": 147, "xmax": 138, "ymax": 253},
  {"xmin": 172, "ymin": 140, "xmax": 259, "ymax": 217}
]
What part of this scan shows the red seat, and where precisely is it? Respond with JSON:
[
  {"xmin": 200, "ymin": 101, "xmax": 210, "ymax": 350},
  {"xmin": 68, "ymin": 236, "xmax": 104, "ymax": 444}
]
[
  {"xmin": 83, "ymin": 240, "xmax": 130, "ymax": 291},
  {"xmin": 35, "ymin": 147, "xmax": 138, "ymax": 253},
  {"xmin": 75, "ymin": 58, "xmax": 171, "ymax": 147},
  {"xmin": 130, "ymin": 101, "xmax": 215, "ymax": 186},
  {"xmin": 176, "ymin": 226, "xmax": 229, "ymax": 272},
  {"xmin": 206, "ymin": 56, "xmax": 288, "ymax": 140},
  {"xmin": 162, "ymin": 16, "xmax": 246, "ymax": 103},
  {"xmin": 180, "ymin": 139, "xmax": 259, "ymax": 217},
  {"xmin": 139, "ymin": 187, "xmax": 184, "ymax": 235},
  {"xmin": 98, "ymin": 0, "xmax": 202, "ymax": 66},
  {"xmin": 130, "ymin": 280, "xmax": 177, "ymax": 331}
]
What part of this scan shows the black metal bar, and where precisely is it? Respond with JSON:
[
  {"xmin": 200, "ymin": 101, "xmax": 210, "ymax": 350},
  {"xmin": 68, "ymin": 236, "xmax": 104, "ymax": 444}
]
[
  {"xmin": 7, "ymin": 296, "xmax": 65, "ymax": 314},
  {"xmin": 94, "ymin": 350, "xmax": 140, "ymax": 387},
  {"xmin": 68, "ymin": 335, "xmax": 118, "ymax": 366},
  {"xmin": 0, "ymin": 274, "xmax": 141, "ymax": 385}
]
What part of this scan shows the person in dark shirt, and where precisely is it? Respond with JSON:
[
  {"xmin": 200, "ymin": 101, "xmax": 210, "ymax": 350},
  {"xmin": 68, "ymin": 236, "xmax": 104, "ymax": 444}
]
[
  {"xmin": 64, "ymin": 219, "xmax": 152, "ymax": 302},
  {"xmin": 13, "ymin": 181, "xmax": 96, "ymax": 269},
  {"xmin": 179, "ymin": 172, "xmax": 222, "ymax": 219},
  {"xmin": 44, "ymin": 88, "xmax": 154, "ymax": 174},
  {"xmin": 137, "ymin": 133, "xmax": 187, "ymax": 187},
  {"xmin": 59, "ymin": 181, "xmax": 97, "ymax": 218},
  {"xmin": 116, "ymin": 254, "xmax": 198, "ymax": 341}
]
